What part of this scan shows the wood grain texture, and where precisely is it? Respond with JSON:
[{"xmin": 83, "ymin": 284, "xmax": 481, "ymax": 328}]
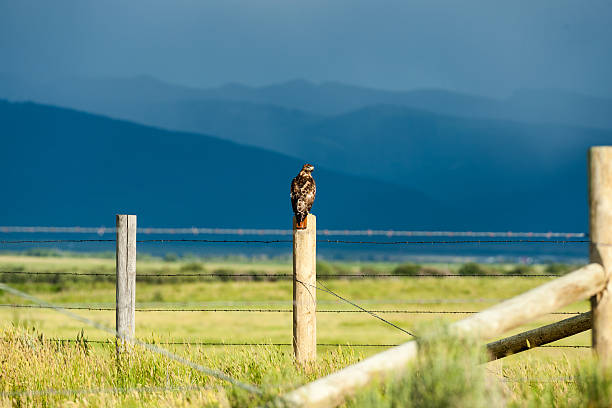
[
  {"xmin": 293, "ymin": 213, "xmax": 316, "ymax": 366},
  {"xmin": 590, "ymin": 146, "xmax": 612, "ymax": 363},
  {"xmin": 283, "ymin": 263, "xmax": 605, "ymax": 408},
  {"xmin": 486, "ymin": 312, "xmax": 592, "ymax": 360},
  {"xmin": 116, "ymin": 214, "xmax": 136, "ymax": 346}
]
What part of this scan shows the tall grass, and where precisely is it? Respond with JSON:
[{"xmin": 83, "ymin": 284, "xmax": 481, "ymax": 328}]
[
  {"xmin": 348, "ymin": 322, "xmax": 504, "ymax": 407},
  {"xmin": 0, "ymin": 325, "xmax": 364, "ymax": 408}
]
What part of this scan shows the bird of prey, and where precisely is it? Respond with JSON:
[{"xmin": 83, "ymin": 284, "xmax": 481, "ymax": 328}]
[{"xmin": 291, "ymin": 164, "xmax": 316, "ymax": 229}]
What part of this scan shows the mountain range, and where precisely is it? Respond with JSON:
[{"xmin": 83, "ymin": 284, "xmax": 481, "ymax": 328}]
[
  {"xmin": 0, "ymin": 100, "xmax": 448, "ymax": 230},
  {"xmin": 1, "ymin": 74, "xmax": 612, "ymax": 231},
  {"xmin": 3, "ymin": 74, "xmax": 611, "ymax": 129}
]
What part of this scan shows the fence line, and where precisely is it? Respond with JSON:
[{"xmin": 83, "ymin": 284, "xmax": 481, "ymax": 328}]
[
  {"xmin": 0, "ymin": 238, "xmax": 591, "ymax": 245},
  {"xmin": 0, "ymin": 304, "xmax": 586, "ymax": 314},
  {"xmin": 318, "ymin": 239, "xmax": 589, "ymax": 245},
  {"xmin": 0, "ymin": 239, "xmax": 116, "ymax": 244},
  {"xmin": 0, "ymin": 225, "xmax": 588, "ymax": 238},
  {"xmin": 0, "ymin": 298, "xmax": 535, "ymax": 304},
  {"xmin": 46, "ymin": 339, "xmax": 591, "ymax": 348},
  {"xmin": 0, "ymin": 270, "xmax": 575, "ymax": 278}
]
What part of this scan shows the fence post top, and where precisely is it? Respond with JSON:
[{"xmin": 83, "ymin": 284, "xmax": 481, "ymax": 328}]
[{"xmin": 590, "ymin": 146, "xmax": 612, "ymax": 153}]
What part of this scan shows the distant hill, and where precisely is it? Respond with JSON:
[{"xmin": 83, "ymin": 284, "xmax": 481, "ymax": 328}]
[
  {"xmin": 201, "ymin": 80, "xmax": 612, "ymax": 129},
  {"xmin": 1, "ymin": 74, "xmax": 611, "ymax": 129},
  {"xmin": 0, "ymin": 100, "xmax": 449, "ymax": 230}
]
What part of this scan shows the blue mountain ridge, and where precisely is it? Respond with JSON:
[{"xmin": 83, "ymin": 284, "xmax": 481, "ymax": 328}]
[{"xmin": 0, "ymin": 100, "xmax": 452, "ymax": 230}]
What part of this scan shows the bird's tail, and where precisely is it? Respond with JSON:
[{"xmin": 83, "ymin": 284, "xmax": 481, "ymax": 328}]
[{"xmin": 295, "ymin": 213, "xmax": 307, "ymax": 229}]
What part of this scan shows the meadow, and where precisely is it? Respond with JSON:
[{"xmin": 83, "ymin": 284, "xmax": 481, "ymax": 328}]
[{"xmin": 0, "ymin": 254, "xmax": 602, "ymax": 407}]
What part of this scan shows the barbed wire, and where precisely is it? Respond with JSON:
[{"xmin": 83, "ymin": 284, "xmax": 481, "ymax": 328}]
[
  {"xmin": 0, "ymin": 239, "xmax": 115, "ymax": 244},
  {"xmin": 0, "ymin": 238, "xmax": 591, "ymax": 245},
  {"xmin": 46, "ymin": 339, "xmax": 590, "ymax": 349},
  {"xmin": 541, "ymin": 345, "xmax": 590, "ymax": 348},
  {"xmin": 0, "ymin": 297, "xmax": 516, "ymax": 305},
  {"xmin": 48, "ymin": 339, "xmax": 401, "ymax": 347},
  {"xmin": 0, "ymin": 270, "xmax": 572, "ymax": 278},
  {"xmin": 318, "ymin": 239, "xmax": 590, "ymax": 245},
  {"xmin": 0, "ymin": 225, "xmax": 587, "ymax": 238},
  {"xmin": 0, "ymin": 304, "xmax": 586, "ymax": 315}
]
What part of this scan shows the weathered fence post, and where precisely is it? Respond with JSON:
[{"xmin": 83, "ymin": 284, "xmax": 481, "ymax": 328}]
[
  {"xmin": 590, "ymin": 147, "xmax": 612, "ymax": 363},
  {"xmin": 293, "ymin": 213, "xmax": 317, "ymax": 366},
  {"xmin": 116, "ymin": 214, "xmax": 136, "ymax": 350}
]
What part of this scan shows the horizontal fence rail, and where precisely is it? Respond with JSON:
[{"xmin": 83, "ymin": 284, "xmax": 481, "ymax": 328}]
[{"xmin": 487, "ymin": 312, "xmax": 592, "ymax": 360}]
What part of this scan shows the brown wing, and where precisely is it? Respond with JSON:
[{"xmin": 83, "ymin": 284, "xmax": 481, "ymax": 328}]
[
  {"xmin": 291, "ymin": 174, "xmax": 316, "ymax": 215},
  {"xmin": 290, "ymin": 176, "xmax": 301, "ymax": 214},
  {"xmin": 303, "ymin": 175, "xmax": 316, "ymax": 213}
]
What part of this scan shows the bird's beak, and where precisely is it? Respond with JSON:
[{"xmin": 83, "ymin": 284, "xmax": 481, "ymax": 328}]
[{"xmin": 308, "ymin": 165, "xmax": 315, "ymax": 171}]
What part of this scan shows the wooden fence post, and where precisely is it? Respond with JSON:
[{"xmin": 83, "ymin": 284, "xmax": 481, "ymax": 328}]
[
  {"xmin": 293, "ymin": 213, "xmax": 317, "ymax": 366},
  {"xmin": 116, "ymin": 214, "xmax": 136, "ymax": 349},
  {"xmin": 590, "ymin": 146, "xmax": 612, "ymax": 364}
]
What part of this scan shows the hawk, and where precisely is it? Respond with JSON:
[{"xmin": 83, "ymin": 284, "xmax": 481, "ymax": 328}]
[{"xmin": 291, "ymin": 164, "xmax": 316, "ymax": 229}]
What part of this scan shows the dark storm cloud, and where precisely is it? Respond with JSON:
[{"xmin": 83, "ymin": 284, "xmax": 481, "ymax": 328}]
[{"xmin": 1, "ymin": 0, "xmax": 611, "ymax": 97}]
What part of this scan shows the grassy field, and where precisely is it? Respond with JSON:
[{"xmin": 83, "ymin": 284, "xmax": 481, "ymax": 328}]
[{"xmin": 0, "ymin": 254, "xmax": 600, "ymax": 407}]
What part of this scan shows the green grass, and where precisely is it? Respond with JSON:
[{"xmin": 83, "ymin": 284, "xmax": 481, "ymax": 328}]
[{"xmin": 0, "ymin": 255, "xmax": 598, "ymax": 407}]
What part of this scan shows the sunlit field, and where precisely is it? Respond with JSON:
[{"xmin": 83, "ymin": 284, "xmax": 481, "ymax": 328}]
[{"xmin": 0, "ymin": 254, "xmax": 597, "ymax": 407}]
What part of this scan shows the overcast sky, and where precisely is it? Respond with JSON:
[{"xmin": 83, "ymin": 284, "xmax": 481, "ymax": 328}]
[{"xmin": 1, "ymin": 0, "xmax": 611, "ymax": 97}]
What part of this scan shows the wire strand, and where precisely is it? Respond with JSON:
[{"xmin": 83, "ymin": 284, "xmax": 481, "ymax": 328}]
[
  {"xmin": 45, "ymin": 339, "xmax": 590, "ymax": 348},
  {"xmin": 0, "ymin": 225, "xmax": 588, "ymax": 238},
  {"xmin": 318, "ymin": 239, "xmax": 590, "ymax": 245},
  {"xmin": 0, "ymin": 238, "xmax": 591, "ymax": 245},
  {"xmin": 0, "ymin": 304, "xmax": 585, "ymax": 315},
  {"xmin": 302, "ymin": 280, "xmax": 416, "ymax": 337},
  {"xmin": 0, "ymin": 270, "xmax": 569, "ymax": 278}
]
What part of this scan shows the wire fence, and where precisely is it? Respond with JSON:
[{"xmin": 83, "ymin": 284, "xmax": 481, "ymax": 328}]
[
  {"xmin": 0, "ymin": 249, "xmax": 590, "ymax": 349},
  {"xmin": 0, "ymin": 225, "xmax": 596, "ymax": 400}
]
